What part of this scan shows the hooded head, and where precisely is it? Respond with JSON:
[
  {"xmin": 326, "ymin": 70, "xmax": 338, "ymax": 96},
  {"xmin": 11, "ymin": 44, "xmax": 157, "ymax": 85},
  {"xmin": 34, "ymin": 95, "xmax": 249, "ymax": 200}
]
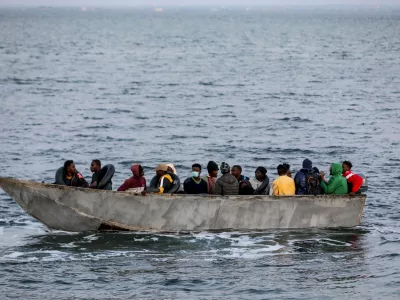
[
  {"xmin": 302, "ymin": 159, "xmax": 312, "ymax": 170},
  {"xmin": 166, "ymin": 163, "xmax": 176, "ymax": 174},
  {"xmin": 255, "ymin": 166, "xmax": 267, "ymax": 181},
  {"xmin": 330, "ymin": 163, "xmax": 343, "ymax": 176},
  {"xmin": 220, "ymin": 162, "xmax": 230, "ymax": 174},
  {"xmin": 131, "ymin": 164, "xmax": 144, "ymax": 177}
]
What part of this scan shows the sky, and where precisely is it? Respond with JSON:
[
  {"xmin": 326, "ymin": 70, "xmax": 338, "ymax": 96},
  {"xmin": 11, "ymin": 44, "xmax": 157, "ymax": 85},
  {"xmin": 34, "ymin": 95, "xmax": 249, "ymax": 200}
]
[{"xmin": 0, "ymin": 0, "xmax": 399, "ymax": 6}]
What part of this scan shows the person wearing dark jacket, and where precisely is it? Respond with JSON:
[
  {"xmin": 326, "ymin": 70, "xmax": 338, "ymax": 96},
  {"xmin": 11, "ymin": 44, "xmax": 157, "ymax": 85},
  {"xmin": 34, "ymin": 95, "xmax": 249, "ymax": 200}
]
[
  {"xmin": 184, "ymin": 163, "xmax": 208, "ymax": 194},
  {"xmin": 253, "ymin": 167, "xmax": 270, "ymax": 195},
  {"xmin": 231, "ymin": 165, "xmax": 254, "ymax": 195},
  {"xmin": 117, "ymin": 164, "xmax": 146, "ymax": 192},
  {"xmin": 215, "ymin": 162, "xmax": 239, "ymax": 196},
  {"xmin": 294, "ymin": 159, "xmax": 314, "ymax": 195},
  {"xmin": 89, "ymin": 159, "xmax": 112, "ymax": 190},
  {"xmin": 61, "ymin": 160, "xmax": 89, "ymax": 188}
]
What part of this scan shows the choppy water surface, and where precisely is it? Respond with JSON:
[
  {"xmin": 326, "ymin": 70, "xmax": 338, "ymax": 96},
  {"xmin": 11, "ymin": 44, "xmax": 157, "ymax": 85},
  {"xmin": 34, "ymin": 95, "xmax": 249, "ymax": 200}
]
[{"xmin": 0, "ymin": 6, "xmax": 399, "ymax": 299}]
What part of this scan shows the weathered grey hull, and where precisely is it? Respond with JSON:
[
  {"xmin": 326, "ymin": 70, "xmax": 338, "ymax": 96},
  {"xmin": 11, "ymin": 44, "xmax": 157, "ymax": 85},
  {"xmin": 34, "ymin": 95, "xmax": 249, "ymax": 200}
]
[{"xmin": 0, "ymin": 177, "xmax": 366, "ymax": 232}]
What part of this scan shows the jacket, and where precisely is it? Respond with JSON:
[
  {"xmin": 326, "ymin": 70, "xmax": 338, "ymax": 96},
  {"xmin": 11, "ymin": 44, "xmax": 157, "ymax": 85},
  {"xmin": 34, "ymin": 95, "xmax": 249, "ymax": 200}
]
[
  {"xmin": 215, "ymin": 173, "xmax": 239, "ymax": 196},
  {"xmin": 321, "ymin": 163, "xmax": 348, "ymax": 195},
  {"xmin": 252, "ymin": 176, "xmax": 270, "ymax": 195},
  {"xmin": 64, "ymin": 171, "xmax": 89, "ymax": 188},
  {"xmin": 117, "ymin": 165, "xmax": 146, "ymax": 192},
  {"xmin": 272, "ymin": 175, "xmax": 295, "ymax": 196},
  {"xmin": 202, "ymin": 175, "xmax": 217, "ymax": 194},
  {"xmin": 343, "ymin": 170, "xmax": 364, "ymax": 193},
  {"xmin": 237, "ymin": 175, "xmax": 254, "ymax": 195}
]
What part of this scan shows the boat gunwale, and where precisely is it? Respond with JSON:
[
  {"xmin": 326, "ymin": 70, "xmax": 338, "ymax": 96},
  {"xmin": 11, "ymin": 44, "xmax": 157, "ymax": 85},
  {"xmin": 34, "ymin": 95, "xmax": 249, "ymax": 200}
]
[{"xmin": 0, "ymin": 177, "xmax": 367, "ymax": 201}]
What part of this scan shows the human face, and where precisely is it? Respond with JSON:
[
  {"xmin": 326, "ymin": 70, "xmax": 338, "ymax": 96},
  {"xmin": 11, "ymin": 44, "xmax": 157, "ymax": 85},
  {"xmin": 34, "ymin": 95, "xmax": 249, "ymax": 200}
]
[
  {"xmin": 255, "ymin": 170, "xmax": 264, "ymax": 181},
  {"xmin": 67, "ymin": 163, "xmax": 76, "ymax": 175},
  {"xmin": 156, "ymin": 170, "xmax": 166, "ymax": 177},
  {"xmin": 231, "ymin": 167, "xmax": 241, "ymax": 179},
  {"xmin": 192, "ymin": 166, "xmax": 201, "ymax": 177},
  {"xmin": 210, "ymin": 169, "xmax": 218, "ymax": 178},
  {"xmin": 342, "ymin": 163, "xmax": 350, "ymax": 173},
  {"xmin": 90, "ymin": 162, "xmax": 100, "ymax": 173}
]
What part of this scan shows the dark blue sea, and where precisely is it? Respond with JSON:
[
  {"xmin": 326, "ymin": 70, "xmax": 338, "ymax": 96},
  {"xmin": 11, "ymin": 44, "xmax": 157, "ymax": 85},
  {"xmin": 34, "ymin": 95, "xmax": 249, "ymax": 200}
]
[{"xmin": 0, "ymin": 6, "xmax": 399, "ymax": 299}]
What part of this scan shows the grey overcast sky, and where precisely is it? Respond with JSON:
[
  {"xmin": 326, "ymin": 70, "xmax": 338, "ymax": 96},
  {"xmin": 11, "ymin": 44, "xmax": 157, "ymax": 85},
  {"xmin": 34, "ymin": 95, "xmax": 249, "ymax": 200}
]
[{"xmin": 0, "ymin": 0, "xmax": 399, "ymax": 6}]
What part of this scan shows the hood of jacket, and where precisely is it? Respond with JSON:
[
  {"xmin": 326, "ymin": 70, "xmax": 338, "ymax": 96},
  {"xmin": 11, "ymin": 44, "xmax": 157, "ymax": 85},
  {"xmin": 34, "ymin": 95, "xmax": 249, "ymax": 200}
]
[
  {"xmin": 131, "ymin": 164, "xmax": 141, "ymax": 177},
  {"xmin": 331, "ymin": 163, "xmax": 343, "ymax": 176},
  {"xmin": 220, "ymin": 173, "xmax": 238, "ymax": 184}
]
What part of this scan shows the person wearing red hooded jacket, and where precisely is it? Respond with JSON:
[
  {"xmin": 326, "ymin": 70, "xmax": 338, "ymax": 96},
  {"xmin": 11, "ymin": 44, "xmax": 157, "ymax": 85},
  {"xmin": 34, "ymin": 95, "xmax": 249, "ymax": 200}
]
[
  {"xmin": 117, "ymin": 164, "xmax": 146, "ymax": 192},
  {"xmin": 342, "ymin": 161, "xmax": 364, "ymax": 196}
]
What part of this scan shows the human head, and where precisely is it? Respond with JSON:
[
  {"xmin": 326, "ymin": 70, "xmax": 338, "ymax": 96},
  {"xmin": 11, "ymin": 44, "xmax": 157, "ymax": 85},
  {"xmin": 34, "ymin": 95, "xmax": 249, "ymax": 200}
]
[
  {"xmin": 64, "ymin": 160, "xmax": 76, "ymax": 175},
  {"xmin": 277, "ymin": 164, "xmax": 287, "ymax": 176},
  {"xmin": 166, "ymin": 163, "xmax": 176, "ymax": 174},
  {"xmin": 131, "ymin": 164, "xmax": 144, "ymax": 177},
  {"xmin": 192, "ymin": 163, "xmax": 202, "ymax": 178},
  {"xmin": 155, "ymin": 164, "xmax": 168, "ymax": 177},
  {"xmin": 302, "ymin": 159, "xmax": 312, "ymax": 170},
  {"xmin": 231, "ymin": 165, "xmax": 242, "ymax": 179},
  {"xmin": 283, "ymin": 163, "xmax": 291, "ymax": 178},
  {"xmin": 207, "ymin": 161, "xmax": 219, "ymax": 178},
  {"xmin": 342, "ymin": 161, "xmax": 353, "ymax": 173},
  {"xmin": 220, "ymin": 162, "xmax": 230, "ymax": 175},
  {"xmin": 331, "ymin": 163, "xmax": 343, "ymax": 176},
  {"xmin": 255, "ymin": 166, "xmax": 267, "ymax": 181},
  {"xmin": 90, "ymin": 159, "xmax": 101, "ymax": 173}
]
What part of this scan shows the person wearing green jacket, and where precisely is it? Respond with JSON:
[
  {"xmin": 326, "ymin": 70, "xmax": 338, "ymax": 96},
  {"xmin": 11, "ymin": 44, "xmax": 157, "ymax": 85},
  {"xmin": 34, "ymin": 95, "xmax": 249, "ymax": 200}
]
[{"xmin": 320, "ymin": 163, "xmax": 348, "ymax": 195}]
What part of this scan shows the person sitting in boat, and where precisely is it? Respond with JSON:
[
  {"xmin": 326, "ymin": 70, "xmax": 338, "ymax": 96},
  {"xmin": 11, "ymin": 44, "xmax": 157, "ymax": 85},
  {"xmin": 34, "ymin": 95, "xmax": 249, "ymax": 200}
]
[
  {"xmin": 231, "ymin": 165, "xmax": 254, "ymax": 195},
  {"xmin": 154, "ymin": 164, "xmax": 174, "ymax": 194},
  {"xmin": 184, "ymin": 163, "xmax": 208, "ymax": 194},
  {"xmin": 342, "ymin": 161, "xmax": 364, "ymax": 196},
  {"xmin": 272, "ymin": 164, "xmax": 295, "ymax": 196},
  {"xmin": 117, "ymin": 164, "xmax": 146, "ymax": 193},
  {"xmin": 320, "ymin": 163, "xmax": 348, "ymax": 195},
  {"xmin": 215, "ymin": 162, "xmax": 239, "ymax": 196},
  {"xmin": 58, "ymin": 160, "xmax": 89, "ymax": 188},
  {"xmin": 89, "ymin": 159, "xmax": 112, "ymax": 190},
  {"xmin": 283, "ymin": 163, "xmax": 292, "ymax": 178},
  {"xmin": 294, "ymin": 159, "xmax": 322, "ymax": 195},
  {"xmin": 251, "ymin": 166, "xmax": 270, "ymax": 195},
  {"xmin": 201, "ymin": 161, "xmax": 219, "ymax": 194}
]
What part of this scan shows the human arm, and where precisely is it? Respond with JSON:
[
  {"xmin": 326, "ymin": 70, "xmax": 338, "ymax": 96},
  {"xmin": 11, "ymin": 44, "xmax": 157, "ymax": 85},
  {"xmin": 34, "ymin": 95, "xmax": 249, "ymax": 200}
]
[
  {"xmin": 254, "ymin": 176, "xmax": 270, "ymax": 195},
  {"xmin": 214, "ymin": 180, "xmax": 222, "ymax": 195},
  {"xmin": 117, "ymin": 179, "xmax": 129, "ymax": 192},
  {"xmin": 272, "ymin": 180, "xmax": 279, "ymax": 196},
  {"xmin": 76, "ymin": 172, "xmax": 89, "ymax": 188},
  {"xmin": 320, "ymin": 176, "xmax": 340, "ymax": 194},
  {"xmin": 350, "ymin": 175, "xmax": 363, "ymax": 194}
]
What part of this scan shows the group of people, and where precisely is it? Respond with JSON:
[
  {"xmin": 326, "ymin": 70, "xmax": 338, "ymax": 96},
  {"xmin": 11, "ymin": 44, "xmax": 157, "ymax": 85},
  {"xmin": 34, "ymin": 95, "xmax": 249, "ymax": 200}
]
[{"xmin": 56, "ymin": 158, "xmax": 365, "ymax": 197}]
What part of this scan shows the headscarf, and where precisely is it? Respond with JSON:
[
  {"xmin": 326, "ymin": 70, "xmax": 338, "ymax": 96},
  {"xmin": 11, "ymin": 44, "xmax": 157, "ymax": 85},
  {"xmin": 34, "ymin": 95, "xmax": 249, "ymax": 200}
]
[
  {"xmin": 166, "ymin": 163, "xmax": 177, "ymax": 174},
  {"xmin": 220, "ymin": 162, "xmax": 230, "ymax": 174},
  {"xmin": 255, "ymin": 166, "xmax": 267, "ymax": 176}
]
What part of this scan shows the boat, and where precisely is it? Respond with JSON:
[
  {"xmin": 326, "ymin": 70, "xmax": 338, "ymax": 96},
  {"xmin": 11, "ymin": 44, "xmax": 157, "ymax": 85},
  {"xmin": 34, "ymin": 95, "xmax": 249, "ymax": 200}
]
[{"xmin": 0, "ymin": 177, "xmax": 366, "ymax": 232}]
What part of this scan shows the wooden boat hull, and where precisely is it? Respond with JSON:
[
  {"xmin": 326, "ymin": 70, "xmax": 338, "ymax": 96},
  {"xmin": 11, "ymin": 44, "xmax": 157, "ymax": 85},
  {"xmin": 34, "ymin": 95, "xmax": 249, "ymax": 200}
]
[{"xmin": 0, "ymin": 177, "xmax": 366, "ymax": 232}]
